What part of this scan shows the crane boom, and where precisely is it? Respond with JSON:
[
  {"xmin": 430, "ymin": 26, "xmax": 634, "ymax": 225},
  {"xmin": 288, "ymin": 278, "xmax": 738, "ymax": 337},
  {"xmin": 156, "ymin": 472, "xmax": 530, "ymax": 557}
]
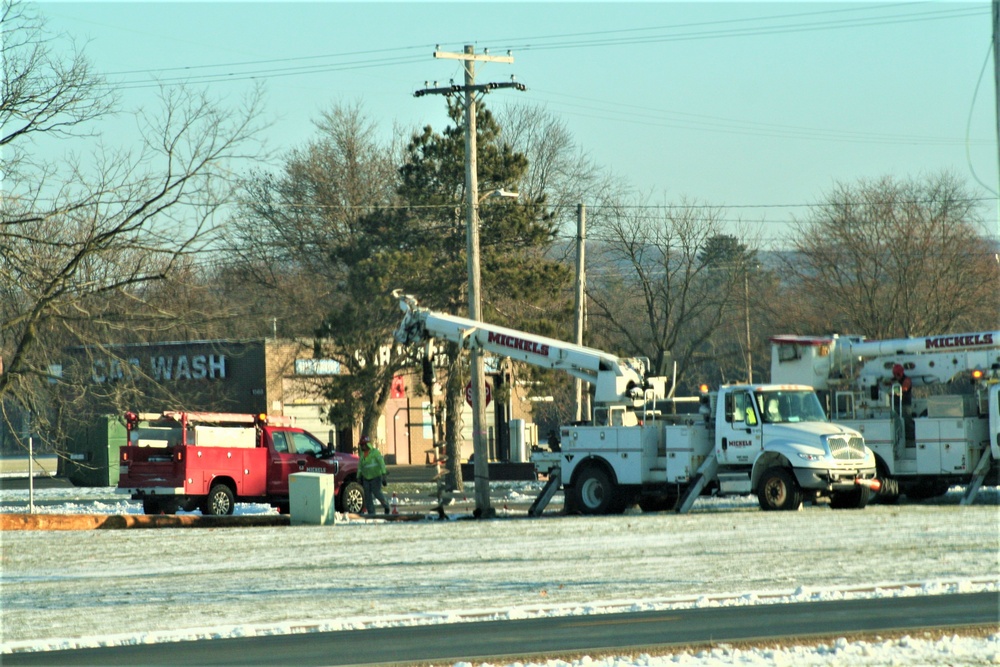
[
  {"xmin": 394, "ymin": 293, "xmax": 666, "ymax": 406},
  {"xmin": 846, "ymin": 331, "xmax": 998, "ymax": 358}
]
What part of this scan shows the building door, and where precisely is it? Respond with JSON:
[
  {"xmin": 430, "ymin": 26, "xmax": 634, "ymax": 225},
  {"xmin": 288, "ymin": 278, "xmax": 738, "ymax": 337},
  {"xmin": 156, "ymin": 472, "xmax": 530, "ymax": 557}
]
[{"xmin": 386, "ymin": 397, "xmax": 410, "ymax": 465}]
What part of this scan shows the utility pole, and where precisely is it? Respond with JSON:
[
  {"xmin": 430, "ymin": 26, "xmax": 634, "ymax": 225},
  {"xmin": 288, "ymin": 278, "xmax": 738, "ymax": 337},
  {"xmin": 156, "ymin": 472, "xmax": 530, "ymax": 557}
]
[
  {"xmin": 993, "ymin": 0, "xmax": 1000, "ymax": 233},
  {"xmin": 574, "ymin": 204, "xmax": 587, "ymax": 422},
  {"xmin": 415, "ymin": 45, "xmax": 524, "ymax": 518},
  {"xmin": 744, "ymin": 268, "xmax": 753, "ymax": 384}
]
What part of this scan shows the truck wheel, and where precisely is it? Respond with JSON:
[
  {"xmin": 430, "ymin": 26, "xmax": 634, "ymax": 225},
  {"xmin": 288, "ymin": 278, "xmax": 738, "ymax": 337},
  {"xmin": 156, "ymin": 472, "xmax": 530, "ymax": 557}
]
[
  {"xmin": 757, "ymin": 467, "xmax": 802, "ymax": 511},
  {"xmin": 142, "ymin": 498, "xmax": 163, "ymax": 515},
  {"xmin": 203, "ymin": 484, "xmax": 235, "ymax": 516},
  {"xmin": 830, "ymin": 486, "xmax": 873, "ymax": 509},
  {"xmin": 637, "ymin": 493, "xmax": 676, "ymax": 513},
  {"xmin": 572, "ymin": 466, "xmax": 617, "ymax": 515},
  {"xmin": 876, "ymin": 475, "xmax": 900, "ymax": 504},
  {"xmin": 873, "ymin": 460, "xmax": 899, "ymax": 504},
  {"xmin": 338, "ymin": 481, "xmax": 364, "ymax": 514}
]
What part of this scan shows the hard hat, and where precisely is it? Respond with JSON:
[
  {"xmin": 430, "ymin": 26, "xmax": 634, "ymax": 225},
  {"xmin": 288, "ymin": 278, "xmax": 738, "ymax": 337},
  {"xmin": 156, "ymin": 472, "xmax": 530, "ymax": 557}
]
[{"xmin": 359, "ymin": 436, "xmax": 371, "ymax": 447}]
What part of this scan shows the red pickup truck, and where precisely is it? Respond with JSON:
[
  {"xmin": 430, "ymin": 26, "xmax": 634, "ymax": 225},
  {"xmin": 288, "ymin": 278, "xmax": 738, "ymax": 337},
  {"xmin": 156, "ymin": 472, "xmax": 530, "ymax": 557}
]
[{"xmin": 118, "ymin": 411, "xmax": 363, "ymax": 515}]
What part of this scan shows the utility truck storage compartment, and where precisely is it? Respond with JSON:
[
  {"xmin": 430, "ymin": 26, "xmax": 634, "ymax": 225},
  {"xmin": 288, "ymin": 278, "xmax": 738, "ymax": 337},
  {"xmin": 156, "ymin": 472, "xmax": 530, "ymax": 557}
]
[
  {"xmin": 289, "ymin": 472, "xmax": 336, "ymax": 525},
  {"xmin": 192, "ymin": 425, "xmax": 255, "ymax": 448},
  {"xmin": 925, "ymin": 395, "xmax": 978, "ymax": 418}
]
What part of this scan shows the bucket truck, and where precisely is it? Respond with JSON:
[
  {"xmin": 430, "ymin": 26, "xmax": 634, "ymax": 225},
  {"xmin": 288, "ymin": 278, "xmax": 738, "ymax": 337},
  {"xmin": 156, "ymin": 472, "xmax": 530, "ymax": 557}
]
[
  {"xmin": 394, "ymin": 294, "xmax": 878, "ymax": 514},
  {"xmin": 770, "ymin": 331, "xmax": 1000, "ymax": 503}
]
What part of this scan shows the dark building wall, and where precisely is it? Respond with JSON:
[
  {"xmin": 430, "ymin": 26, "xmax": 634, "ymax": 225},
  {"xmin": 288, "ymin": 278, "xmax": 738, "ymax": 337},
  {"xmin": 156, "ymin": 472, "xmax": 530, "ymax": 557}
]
[{"xmin": 63, "ymin": 340, "xmax": 269, "ymax": 415}]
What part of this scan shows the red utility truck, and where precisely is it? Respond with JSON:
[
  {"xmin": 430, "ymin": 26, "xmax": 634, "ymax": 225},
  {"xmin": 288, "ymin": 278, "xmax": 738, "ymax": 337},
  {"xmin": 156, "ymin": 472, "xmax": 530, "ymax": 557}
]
[{"xmin": 118, "ymin": 411, "xmax": 363, "ymax": 515}]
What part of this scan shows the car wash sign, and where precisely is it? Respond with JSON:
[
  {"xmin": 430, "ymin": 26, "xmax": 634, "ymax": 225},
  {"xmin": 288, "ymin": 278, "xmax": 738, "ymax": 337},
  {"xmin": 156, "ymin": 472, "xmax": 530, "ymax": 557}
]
[{"xmin": 91, "ymin": 353, "xmax": 227, "ymax": 383}]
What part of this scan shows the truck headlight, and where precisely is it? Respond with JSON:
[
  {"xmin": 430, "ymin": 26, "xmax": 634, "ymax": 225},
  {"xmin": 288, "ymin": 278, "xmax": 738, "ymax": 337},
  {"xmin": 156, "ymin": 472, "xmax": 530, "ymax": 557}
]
[{"xmin": 797, "ymin": 452, "xmax": 823, "ymax": 462}]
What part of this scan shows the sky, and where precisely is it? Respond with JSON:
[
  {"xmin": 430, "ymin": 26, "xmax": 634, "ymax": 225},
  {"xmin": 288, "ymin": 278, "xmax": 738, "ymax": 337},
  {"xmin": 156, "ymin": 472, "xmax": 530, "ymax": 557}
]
[
  {"xmin": 31, "ymin": 2, "xmax": 1000, "ymax": 248},
  {"xmin": 1, "ymin": 481, "xmax": 998, "ymax": 665}
]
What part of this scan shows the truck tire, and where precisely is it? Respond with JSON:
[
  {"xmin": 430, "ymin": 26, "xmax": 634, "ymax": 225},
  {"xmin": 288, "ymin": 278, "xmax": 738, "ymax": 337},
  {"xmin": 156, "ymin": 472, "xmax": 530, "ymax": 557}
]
[
  {"xmin": 338, "ymin": 481, "xmax": 364, "ymax": 514},
  {"xmin": 873, "ymin": 460, "xmax": 899, "ymax": 504},
  {"xmin": 830, "ymin": 485, "xmax": 873, "ymax": 509},
  {"xmin": 875, "ymin": 475, "xmax": 900, "ymax": 504},
  {"xmin": 142, "ymin": 498, "xmax": 164, "ymax": 515},
  {"xmin": 757, "ymin": 467, "xmax": 802, "ymax": 511},
  {"xmin": 904, "ymin": 481, "xmax": 951, "ymax": 501},
  {"xmin": 572, "ymin": 466, "xmax": 617, "ymax": 515},
  {"xmin": 203, "ymin": 484, "xmax": 235, "ymax": 516},
  {"xmin": 637, "ymin": 493, "xmax": 677, "ymax": 513}
]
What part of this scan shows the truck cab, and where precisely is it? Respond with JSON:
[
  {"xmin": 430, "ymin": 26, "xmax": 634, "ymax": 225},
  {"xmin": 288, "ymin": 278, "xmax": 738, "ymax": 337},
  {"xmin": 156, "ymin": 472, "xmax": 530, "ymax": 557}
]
[{"xmin": 712, "ymin": 385, "xmax": 877, "ymax": 510}]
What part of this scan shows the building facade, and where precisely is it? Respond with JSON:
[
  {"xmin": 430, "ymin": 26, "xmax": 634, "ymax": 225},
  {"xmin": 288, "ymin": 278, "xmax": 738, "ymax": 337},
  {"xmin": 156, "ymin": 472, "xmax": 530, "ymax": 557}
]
[{"xmin": 59, "ymin": 338, "xmax": 535, "ymax": 466}]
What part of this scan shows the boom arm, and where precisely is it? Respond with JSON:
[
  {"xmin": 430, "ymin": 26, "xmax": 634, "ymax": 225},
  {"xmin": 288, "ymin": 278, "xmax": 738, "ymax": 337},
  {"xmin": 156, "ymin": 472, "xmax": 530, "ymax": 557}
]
[
  {"xmin": 770, "ymin": 331, "xmax": 1000, "ymax": 389},
  {"xmin": 394, "ymin": 293, "xmax": 663, "ymax": 406},
  {"xmin": 843, "ymin": 332, "xmax": 999, "ymax": 388}
]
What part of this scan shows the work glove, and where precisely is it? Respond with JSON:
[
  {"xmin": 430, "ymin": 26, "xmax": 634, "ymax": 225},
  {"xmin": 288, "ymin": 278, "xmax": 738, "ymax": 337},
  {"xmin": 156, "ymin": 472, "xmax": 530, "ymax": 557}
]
[{"xmin": 382, "ymin": 476, "xmax": 388, "ymax": 487}]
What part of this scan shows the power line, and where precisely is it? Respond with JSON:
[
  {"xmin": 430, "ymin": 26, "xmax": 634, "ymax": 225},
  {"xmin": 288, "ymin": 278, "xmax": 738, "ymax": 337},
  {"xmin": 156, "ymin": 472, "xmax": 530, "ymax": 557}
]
[
  {"xmin": 110, "ymin": 55, "xmax": 429, "ymax": 91},
  {"xmin": 496, "ymin": 5, "xmax": 982, "ymax": 52},
  {"xmin": 102, "ymin": 45, "xmax": 432, "ymax": 78},
  {"xmin": 528, "ymin": 89, "xmax": 993, "ymax": 147},
  {"xmin": 86, "ymin": 3, "xmax": 984, "ymax": 91}
]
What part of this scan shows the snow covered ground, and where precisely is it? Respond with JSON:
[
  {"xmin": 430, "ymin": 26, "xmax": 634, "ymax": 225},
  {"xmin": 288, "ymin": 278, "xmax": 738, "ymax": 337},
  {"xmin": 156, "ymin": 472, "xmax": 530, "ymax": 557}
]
[{"xmin": 2, "ymin": 482, "xmax": 998, "ymax": 666}]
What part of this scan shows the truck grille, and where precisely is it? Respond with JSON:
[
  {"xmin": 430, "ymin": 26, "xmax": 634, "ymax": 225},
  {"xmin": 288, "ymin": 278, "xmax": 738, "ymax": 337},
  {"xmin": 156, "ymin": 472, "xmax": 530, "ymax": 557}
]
[{"xmin": 829, "ymin": 436, "xmax": 867, "ymax": 461}]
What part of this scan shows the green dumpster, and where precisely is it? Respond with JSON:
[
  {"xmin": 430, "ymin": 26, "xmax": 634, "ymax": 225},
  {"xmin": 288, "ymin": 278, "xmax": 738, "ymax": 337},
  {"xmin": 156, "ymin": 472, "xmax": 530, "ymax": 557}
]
[{"xmin": 63, "ymin": 415, "xmax": 127, "ymax": 487}]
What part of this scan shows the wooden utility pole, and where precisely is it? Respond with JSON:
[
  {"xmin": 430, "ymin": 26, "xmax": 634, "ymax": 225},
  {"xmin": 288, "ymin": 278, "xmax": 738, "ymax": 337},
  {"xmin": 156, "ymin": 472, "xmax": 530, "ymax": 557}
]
[
  {"xmin": 993, "ymin": 0, "xmax": 1000, "ymax": 233},
  {"xmin": 744, "ymin": 268, "xmax": 753, "ymax": 383},
  {"xmin": 574, "ymin": 204, "xmax": 587, "ymax": 422},
  {"xmin": 415, "ymin": 46, "xmax": 524, "ymax": 518}
]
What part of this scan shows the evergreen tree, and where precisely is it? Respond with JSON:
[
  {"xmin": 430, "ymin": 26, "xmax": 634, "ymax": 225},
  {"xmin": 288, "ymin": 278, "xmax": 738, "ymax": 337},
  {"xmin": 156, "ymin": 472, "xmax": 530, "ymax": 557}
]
[{"xmin": 343, "ymin": 99, "xmax": 570, "ymax": 488}]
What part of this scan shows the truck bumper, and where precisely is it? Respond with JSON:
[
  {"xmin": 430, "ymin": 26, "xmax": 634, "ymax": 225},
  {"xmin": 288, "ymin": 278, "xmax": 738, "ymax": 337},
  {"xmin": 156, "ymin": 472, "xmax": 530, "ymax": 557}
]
[
  {"xmin": 793, "ymin": 467, "xmax": 877, "ymax": 492},
  {"xmin": 119, "ymin": 486, "xmax": 185, "ymax": 497}
]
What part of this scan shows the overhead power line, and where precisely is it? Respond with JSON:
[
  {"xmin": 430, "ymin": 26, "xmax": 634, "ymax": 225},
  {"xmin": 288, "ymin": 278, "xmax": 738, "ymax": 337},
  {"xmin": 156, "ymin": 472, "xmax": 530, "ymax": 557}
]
[{"xmin": 92, "ymin": 3, "xmax": 985, "ymax": 91}]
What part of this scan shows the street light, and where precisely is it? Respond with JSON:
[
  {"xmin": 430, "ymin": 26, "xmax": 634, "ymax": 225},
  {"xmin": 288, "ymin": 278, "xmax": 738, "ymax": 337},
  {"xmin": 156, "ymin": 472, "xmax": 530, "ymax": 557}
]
[{"xmin": 489, "ymin": 188, "xmax": 519, "ymax": 200}]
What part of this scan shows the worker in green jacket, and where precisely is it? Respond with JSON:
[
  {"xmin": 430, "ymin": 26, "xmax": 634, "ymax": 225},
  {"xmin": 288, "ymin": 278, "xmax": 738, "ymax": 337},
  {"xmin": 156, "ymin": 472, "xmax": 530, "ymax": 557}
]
[{"xmin": 357, "ymin": 436, "xmax": 390, "ymax": 516}]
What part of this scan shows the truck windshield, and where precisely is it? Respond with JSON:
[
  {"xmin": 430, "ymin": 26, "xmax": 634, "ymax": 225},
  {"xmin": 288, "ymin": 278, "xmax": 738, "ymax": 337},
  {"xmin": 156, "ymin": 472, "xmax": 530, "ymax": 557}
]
[
  {"xmin": 288, "ymin": 431, "xmax": 326, "ymax": 456},
  {"xmin": 756, "ymin": 390, "xmax": 827, "ymax": 424}
]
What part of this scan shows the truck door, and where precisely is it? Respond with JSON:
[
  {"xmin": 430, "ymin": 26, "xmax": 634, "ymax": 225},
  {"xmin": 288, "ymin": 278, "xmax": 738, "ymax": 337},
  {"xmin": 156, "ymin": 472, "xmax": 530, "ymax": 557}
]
[
  {"xmin": 716, "ymin": 389, "xmax": 763, "ymax": 465},
  {"xmin": 268, "ymin": 431, "xmax": 298, "ymax": 497}
]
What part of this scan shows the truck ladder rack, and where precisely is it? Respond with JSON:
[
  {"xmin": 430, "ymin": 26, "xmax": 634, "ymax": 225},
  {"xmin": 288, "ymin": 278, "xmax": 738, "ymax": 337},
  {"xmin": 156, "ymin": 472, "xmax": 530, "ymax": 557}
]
[
  {"xmin": 528, "ymin": 467, "xmax": 561, "ymax": 517},
  {"xmin": 960, "ymin": 449, "xmax": 994, "ymax": 506},
  {"xmin": 676, "ymin": 456, "xmax": 719, "ymax": 514}
]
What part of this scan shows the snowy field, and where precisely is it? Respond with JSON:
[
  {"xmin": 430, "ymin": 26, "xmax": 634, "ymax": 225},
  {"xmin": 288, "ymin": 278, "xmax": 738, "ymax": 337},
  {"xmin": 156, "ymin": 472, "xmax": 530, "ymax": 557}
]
[{"xmin": 2, "ymin": 482, "xmax": 998, "ymax": 666}]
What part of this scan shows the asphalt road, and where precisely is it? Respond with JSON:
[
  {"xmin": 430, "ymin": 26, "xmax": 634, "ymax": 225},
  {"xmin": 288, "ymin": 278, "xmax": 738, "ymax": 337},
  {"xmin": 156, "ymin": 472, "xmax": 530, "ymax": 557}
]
[{"xmin": 5, "ymin": 592, "xmax": 996, "ymax": 666}]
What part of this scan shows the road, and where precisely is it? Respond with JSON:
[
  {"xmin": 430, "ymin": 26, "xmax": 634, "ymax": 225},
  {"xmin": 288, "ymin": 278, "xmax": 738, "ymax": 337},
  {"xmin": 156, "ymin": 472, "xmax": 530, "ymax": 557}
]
[{"xmin": 5, "ymin": 592, "xmax": 996, "ymax": 666}]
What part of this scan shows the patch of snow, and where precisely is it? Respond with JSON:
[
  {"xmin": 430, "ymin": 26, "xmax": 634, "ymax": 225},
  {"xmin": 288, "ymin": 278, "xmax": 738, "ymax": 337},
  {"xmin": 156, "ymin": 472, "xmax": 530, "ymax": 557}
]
[{"xmin": 1, "ymin": 483, "xmax": 997, "ymax": 666}]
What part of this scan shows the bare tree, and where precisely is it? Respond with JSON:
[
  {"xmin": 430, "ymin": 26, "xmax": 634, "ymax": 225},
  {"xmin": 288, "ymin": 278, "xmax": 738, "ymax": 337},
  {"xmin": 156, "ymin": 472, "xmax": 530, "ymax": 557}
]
[
  {"xmin": 0, "ymin": 0, "xmax": 116, "ymax": 178},
  {"xmin": 228, "ymin": 101, "xmax": 401, "ymax": 293},
  {"xmin": 495, "ymin": 101, "xmax": 632, "ymax": 271},
  {"xmin": 586, "ymin": 196, "xmax": 752, "ymax": 392},
  {"xmin": 0, "ymin": 0, "xmax": 266, "ymax": 453},
  {"xmin": 496, "ymin": 103, "xmax": 625, "ymax": 223},
  {"xmin": 786, "ymin": 173, "xmax": 999, "ymax": 339},
  {"xmin": 226, "ymin": 101, "xmax": 406, "ymax": 444}
]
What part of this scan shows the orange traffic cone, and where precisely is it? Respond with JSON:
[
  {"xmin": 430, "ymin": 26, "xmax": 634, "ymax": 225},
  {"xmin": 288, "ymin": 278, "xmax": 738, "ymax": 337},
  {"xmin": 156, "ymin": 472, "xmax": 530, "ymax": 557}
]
[{"xmin": 390, "ymin": 492, "xmax": 399, "ymax": 515}]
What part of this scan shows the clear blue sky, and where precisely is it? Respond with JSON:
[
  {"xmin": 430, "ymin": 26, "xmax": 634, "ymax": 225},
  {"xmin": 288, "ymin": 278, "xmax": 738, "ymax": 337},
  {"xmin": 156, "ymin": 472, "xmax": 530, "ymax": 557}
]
[{"xmin": 38, "ymin": 2, "xmax": 1000, "ymax": 247}]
